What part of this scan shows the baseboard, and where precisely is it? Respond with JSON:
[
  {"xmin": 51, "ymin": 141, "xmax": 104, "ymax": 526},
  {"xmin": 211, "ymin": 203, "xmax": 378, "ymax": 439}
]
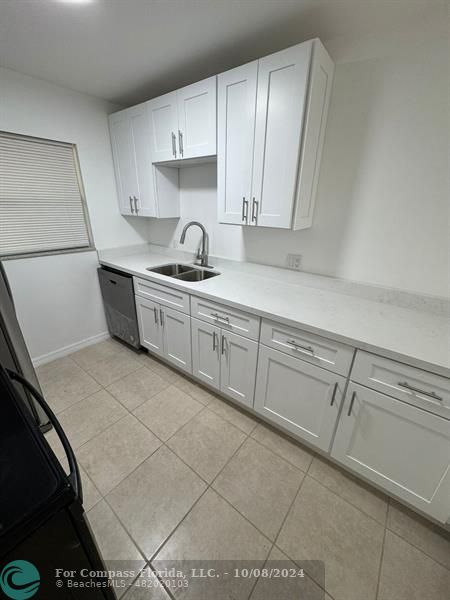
[{"xmin": 32, "ymin": 331, "xmax": 110, "ymax": 367}]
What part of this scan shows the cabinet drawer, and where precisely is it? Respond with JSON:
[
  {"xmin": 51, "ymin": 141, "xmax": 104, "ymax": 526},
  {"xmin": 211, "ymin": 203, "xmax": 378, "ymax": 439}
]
[
  {"xmin": 191, "ymin": 296, "xmax": 260, "ymax": 341},
  {"xmin": 260, "ymin": 319, "xmax": 354, "ymax": 375},
  {"xmin": 134, "ymin": 277, "xmax": 190, "ymax": 314},
  {"xmin": 352, "ymin": 351, "xmax": 450, "ymax": 419}
]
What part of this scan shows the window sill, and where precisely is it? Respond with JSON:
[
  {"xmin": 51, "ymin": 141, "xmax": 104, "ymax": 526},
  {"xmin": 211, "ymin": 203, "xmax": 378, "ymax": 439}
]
[{"xmin": 0, "ymin": 246, "xmax": 96, "ymax": 261}]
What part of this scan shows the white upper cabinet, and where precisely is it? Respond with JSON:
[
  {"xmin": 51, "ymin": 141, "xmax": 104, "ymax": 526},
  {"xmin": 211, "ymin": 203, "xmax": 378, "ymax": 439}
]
[
  {"xmin": 129, "ymin": 105, "xmax": 156, "ymax": 217},
  {"xmin": 109, "ymin": 103, "xmax": 180, "ymax": 219},
  {"xmin": 148, "ymin": 76, "xmax": 217, "ymax": 164},
  {"xmin": 252, "ymin": 43, "xmax": 312, "ymax": 228},
  {"xmin": 218, "ymin": 39, "xmax": 334, "ymax": 229},
  {"xmin": 147, "ymin": 91, "xmax": 179, "ymax": 162},
  {"xmin": 217, "ymin": 62, "xmax": 258, "ymax": 225},
  {"xmin": 109, "ymin": 108, "xmax": 139, "ymax": 216},
  {"xmin": 177, "ymin": 77, "xmax": 217, "ymax": 159}
]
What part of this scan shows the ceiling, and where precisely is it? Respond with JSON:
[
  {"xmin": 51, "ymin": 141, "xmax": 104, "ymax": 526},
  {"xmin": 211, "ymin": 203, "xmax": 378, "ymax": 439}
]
[{"xmin": 0, "ymin": 0, "xmax": 441, "ymax": 106}]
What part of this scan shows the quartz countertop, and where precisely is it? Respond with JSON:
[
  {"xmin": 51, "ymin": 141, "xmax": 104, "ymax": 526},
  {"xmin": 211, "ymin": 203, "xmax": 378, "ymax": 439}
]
[{"xmin": 99, "ymin": 249, "xmax": 450, "ymax": 377}]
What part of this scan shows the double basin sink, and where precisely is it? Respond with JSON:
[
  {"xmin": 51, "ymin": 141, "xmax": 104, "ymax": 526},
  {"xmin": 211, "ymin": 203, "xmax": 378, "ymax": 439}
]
[{"xmin": 147, "ymin": 263, "xmax": 220, "ymax": 282}]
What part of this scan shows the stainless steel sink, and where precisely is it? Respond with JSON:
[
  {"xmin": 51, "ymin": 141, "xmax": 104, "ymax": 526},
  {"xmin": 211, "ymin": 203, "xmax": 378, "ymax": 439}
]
[
  {"xmin": 146, "ymin": 263, "xmax": 220, "ymax": 282},
  {"xmin": 146, "ymin": 264, "xmax": 193, "ymax": 276},
  {"xmin": 173, "ymin": 269, "xmax": 220, "ymax": 282}
]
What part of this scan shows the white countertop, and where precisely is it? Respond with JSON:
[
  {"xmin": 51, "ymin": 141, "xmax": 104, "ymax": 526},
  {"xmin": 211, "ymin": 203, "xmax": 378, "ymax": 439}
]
[{"xmin": 99, "ymin": 249, "xmax": 450, "ymax": 377}]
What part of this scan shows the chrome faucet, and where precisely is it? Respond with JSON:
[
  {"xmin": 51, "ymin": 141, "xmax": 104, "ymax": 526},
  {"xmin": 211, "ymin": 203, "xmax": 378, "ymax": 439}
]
[{"xmin": 179, "ymin": 221, "xmax": 212, "ymax": 268}]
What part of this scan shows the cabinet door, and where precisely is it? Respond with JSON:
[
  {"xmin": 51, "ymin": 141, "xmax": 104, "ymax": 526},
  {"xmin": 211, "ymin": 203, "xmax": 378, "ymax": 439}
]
[
  {"xmin": 109, "ymin": 110, "xmax": 138, "ymax": 216},
  {"xmin": 255, "ymin": 345, "xmax": 345, "ymax": 451},
  {"xmin": 332, "ymin": 383, "xmax": 450, "ymax": 523},
  {"xmin": 161, "ymin": 306, "xmax": 192, "ymax": 374},
  {"xmin": 191, "ymin": 318, "xmax": 220, "ymax": 390},
  {"xmin": 177, "ymin": 76, "xmax": 217, "ymax": 159},
  {"xmin": 129, "ymin": 103, "xmax": 156, "ymax": 217},
  {"xmin": 135, "ymin": 296, "xmax": 163, "ymax": 357},
  {"xmin": 252, "ymin": 42, "xmax": 313, "ymax": 228},
  {"xmin": 220, "ymin": 331, "xmax": 258, "ymax": 408},
  {"xmin": 148, "ymin": 91, "xmax": 179, "ymax": 162},
  {"xmin": 217, "ymin": 62, "xmax": 258, "ymax": 225}
]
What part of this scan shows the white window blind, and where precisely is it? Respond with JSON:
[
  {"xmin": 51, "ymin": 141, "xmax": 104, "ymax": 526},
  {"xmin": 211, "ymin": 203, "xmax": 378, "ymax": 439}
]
[{"xmin": 0, "ymin": 131, "xmax": 93, "ymax": 258}]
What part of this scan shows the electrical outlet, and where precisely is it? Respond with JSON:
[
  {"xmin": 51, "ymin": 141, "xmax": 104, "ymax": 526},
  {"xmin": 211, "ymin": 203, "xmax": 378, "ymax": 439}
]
[{"xmin": 286, "ymin": 253, "xmax": 302, "ymax": 270}]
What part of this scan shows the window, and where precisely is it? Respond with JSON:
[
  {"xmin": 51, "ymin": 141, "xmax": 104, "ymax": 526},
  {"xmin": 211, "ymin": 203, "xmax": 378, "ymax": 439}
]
[{"xmin": 0, "ymin": 131, "xmax": 94, "ymax": 259}]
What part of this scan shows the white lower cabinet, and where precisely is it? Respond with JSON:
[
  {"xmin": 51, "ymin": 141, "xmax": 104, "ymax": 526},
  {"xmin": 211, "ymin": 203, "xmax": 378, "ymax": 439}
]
[
  {"xmin": 254, "ymin": 345, "xmax": 345, "ymax": 452},
  {"xmin": 162, "ymin": 306, "xmax": 192, "ymax": 373},
  {"xmin": 136, "ymin": 295, "xmax": 191, "ymax": 374},
  {"xmin": 221, "ymin": 331, "xmax": 258, "ymax": 408},
  {"xmin": 136, "ymin": 296, "xmax": 164, "ymax": 357},
  {"xmin": 191, "ymin": 318, "xmax": 258, "ymax": 408},
  {"xmin": 191, "ymin": 318, "xmax": 220, "ymax": 388},
  {"xmin": 331, "ymin": 383, "xmax": 450, "ymax": 522}
]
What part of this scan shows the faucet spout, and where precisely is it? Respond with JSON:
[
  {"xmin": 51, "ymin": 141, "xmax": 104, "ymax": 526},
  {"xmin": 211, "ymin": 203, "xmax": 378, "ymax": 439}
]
[{"xmin": 179, "ymin": 221, "xmax": 213, "ymax": 268}]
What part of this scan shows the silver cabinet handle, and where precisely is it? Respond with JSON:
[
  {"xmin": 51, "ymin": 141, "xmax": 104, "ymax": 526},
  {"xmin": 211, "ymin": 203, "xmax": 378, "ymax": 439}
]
[
  {"xmin": 153, "ymin": 306, "xmax": 158, "ymax": 324},
  {"xmin": 330, "ymin": 382, "xmax": 338, "ymax": 406},
  {"xmin": 178, "ymin": 130, "xmax": 184, "ymax": 157},
  {"xmin": 129, "ymin": 196, "xmax": 134, "ymax": 214},
  {"xmin": 242, "ymin": 197, "xmax": 249, "ymax": 223},
  {"xmin": 160, "ymin": 308, "xmax": 164, "ymax": 326},
  {"xmin": 211, "ymin": 312, "xmax": 230, "ymax": 324},
  {"xmin": 286, "ymin": 340, "xmax": 315, "ymax": 356},
  {"xmin": 347, "ymin": 391, "xmax": 356, "ymax": 416},
  {"xmin": 133, "ymin": 196, "xmax": 139, "ymax": 213},
  {"xmin": 251, "ymin": 197, "xmax": 258, "ymax": 224},
  {"xmin": 171, "ymin": 132, "xmax": 177, "ymax": 158},
  {"xmin": 397, "ymin": 381, "xmax": 443, "ymax": 401},
  {"xmin": 212, "ymin": 331, "xmax": 218, "ymax": 351},
  {"xmin": 221, "ymin": 334, "xmax": 226, "ymax": 355}
]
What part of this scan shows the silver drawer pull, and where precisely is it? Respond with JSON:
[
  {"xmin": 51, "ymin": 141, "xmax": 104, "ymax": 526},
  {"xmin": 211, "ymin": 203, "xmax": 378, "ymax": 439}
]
[
  {"xmin": 160, "ymin": 308, "xmax": 164, "ymax": 326},
  {"xmin": 287, "ymin": 340, "xmax": 315, "ymax": 355},
  {"xmin": 154, "ymin": 307, "xmax": 158, "ymax": 324},
  {"xmin": 171, "ymin": 132, "xmax": 177, "ymax": 158},
  {"xmin": 211, "ymin": 312, "xmax": 230, "ymax": 323},
  {"xmin": 330, "ymin": 382, "xmax": 338, "ymax": 406},
  {"xmin": 397, "ymin": 381, "xmax": 443, "ymax": 402},
  {"xmin": 178, "ymin": 130, "xmax": 184, "ymax": 157}
]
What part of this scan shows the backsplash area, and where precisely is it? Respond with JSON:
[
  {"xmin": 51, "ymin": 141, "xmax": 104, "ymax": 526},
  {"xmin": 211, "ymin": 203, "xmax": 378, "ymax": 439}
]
[{"xmin": 98, "ymin": 243, "xmax": 449, "ymax": 318}]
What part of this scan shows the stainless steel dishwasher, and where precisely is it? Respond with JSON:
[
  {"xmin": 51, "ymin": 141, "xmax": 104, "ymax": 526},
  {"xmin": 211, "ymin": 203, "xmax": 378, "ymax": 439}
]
[{"xmin": 97, "ymin": 266, "xmax": 140, "ymax": 349}]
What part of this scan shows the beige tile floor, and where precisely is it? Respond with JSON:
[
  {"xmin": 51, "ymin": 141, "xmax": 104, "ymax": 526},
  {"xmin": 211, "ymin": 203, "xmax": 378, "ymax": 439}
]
[{"xmin": 41, "ymin": 338, "xmax": 450, "ymax": 600}]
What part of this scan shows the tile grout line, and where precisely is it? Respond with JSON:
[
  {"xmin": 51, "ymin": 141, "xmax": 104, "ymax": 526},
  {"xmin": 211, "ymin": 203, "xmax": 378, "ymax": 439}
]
[
  {"xmin": 271, "ymin": 473, "xmax": 337, "ymax": 600},
  {"xmin": 305, "ymin": 468, "xmax": 388, "ymax": 527},
  {"xmin": 242, "ymin": 461, "xmax": 309, "ymax": 600},
  {"xmin": 147, "ymin": 427, "xmax": 254, "ymax": 565},
  {"xmin": 383, "ymin": 502, "xmax": 450, "ymax": 572},
  {"xmin": 374, "ymin": 504, "xmax": 389, "ymax": 600},
  {"xmin": 249, "ymin": 428, "xmax": 315, "ymax": 472}
]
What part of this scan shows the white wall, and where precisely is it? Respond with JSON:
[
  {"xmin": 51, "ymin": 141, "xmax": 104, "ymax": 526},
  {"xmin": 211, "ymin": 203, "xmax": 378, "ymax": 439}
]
[
  {"xmin": 0, "ymin": 67, "xmax": 145, "ymax": 361},
  {"xmin": 148, "ymin": 22, "xmax": 449, "ymax": 298}
]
